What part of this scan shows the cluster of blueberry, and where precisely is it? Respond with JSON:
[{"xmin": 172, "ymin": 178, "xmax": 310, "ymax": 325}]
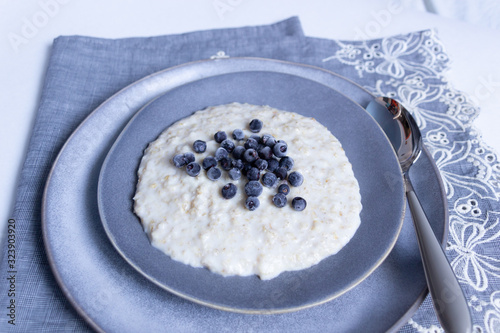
[{"xmin": 172, "ymin": 119, "xmax": 306, "ymax": 211}]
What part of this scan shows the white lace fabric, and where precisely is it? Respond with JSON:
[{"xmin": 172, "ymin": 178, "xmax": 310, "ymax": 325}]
[{"xmin": 324, "ymin": 29, "xmax": 500, "ymax": 333}]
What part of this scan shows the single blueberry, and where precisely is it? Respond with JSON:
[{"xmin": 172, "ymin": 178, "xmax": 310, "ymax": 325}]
[
  {"xmin": 245, "ymin": 196, "xmax": 260, "ymax": 211},
  {"xmin": 288, "ymin": 171, "xmax": 304, "ymax": 187},
  {"xmin": 220, "ymin": 139, "xmax": 235, "ymax": 153},
  {"xmin": 273, "ymin": 141, "xmax": 288, "ymax": 157},
  {"xmin": 278, "ymin": 184, "xmax": 290, "ymax": 196},
  {"xmin": 214, "ymin": 131, "xmax": 227, "ymax": 143},
  {"xmin": 267, "ymin": 158, "xmax": 279, "ymax": 172},
  {"xmin": 192, "ymin": 140, "xmax": 206, "ymax": 153},
  {"xmin": 232, "ymin": 159, "xmax": 244, "ymax": 170},
  {"xmin": 274, "ymin": 167, "xmax": 288, "ymax": 181},
  {"xmin": 258, "ymin": 146, "xmax": 273, "ymax": 160},
  {"xmin": 186, "ymin": 162, "xmax": 201, "ymax": 177},
  {"xmin": 242, "ymin": 163, "xmax": 253, "ymax": 176},
  {"xmin": 232, "ymin": 146, "xmax": 246, "ymax": 159},
  {"xmin": 250, "ymin": 134, "xmax": 261, "ymax": 142},
  {"xmin": 261, "ymin": 134, "xmax": 276, "ymax": 147},
  {"xmin": 276, "ymin": 139, "xmax": 287, "ymax": 145},
  {"xmin": 254, "ymin": 159, "xmax": 268, "ymax": 171},
  {"xmin": 202, "ymin": 156, "xmax": 217, "ymax": 170},
  {"xmin": 262, "ymin": 172, "xmax": 278, "ymax": 187},
  {"xmin": 221, "ymin": 183, "xmax": 237, "ymax": 199},
  {"xmin": 246, "ymin": 167, "xmax": 261, "ymax": 181},
  {"xmin": 232, "ymin": 129, "xmax": 245, "ymax": 141},
  {"xmin": 245, "ymin": 180, "xmax": 263, "ymax": 197},
  {"xmin": 279, "ymin": 156, "xmax": 294, "ymax": 171},
  {"xmin": 292, "ymin": 197, "xmax": 307, "ymax": 211},
  {"xmin": 215, "ymin": 147, "xmax": 229, "ymax": 161},
  {"xmin": 273, "ymin": 193, "xmax": 287, "ymax": 208},
  {"xmin": 241, "ymin": 161, "xmax": 253, "ymax": 171},
  {"xmin": 249, "ymin": 119, "xmax": 263, "ymax": 133},
  {"xmin": 220, "ymin": 157, "xmax": 233, "ymax": 171},
  {"xmin": 244, "ymin": 137, "xmax": 259, "ymax": 150},
  {"xmin": 243, "ymin": 149, "xmax": 259, "ymax": 163},
  {"xmin": 206, "ymin": 167, "xmax": 222, "ymax": 181},
  {"xmin": 228, "ymin": 168, "xmax": 241, "ymax": 180},
  {"xmin": 184, "ymin": 152, "xmax": 195, "ymax": 163},
  {"xmin": 173, "ymin": 154, "xmax": 187, "ymax": 168}
]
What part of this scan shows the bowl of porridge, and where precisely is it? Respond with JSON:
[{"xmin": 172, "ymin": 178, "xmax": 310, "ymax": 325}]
[{"xmin": 98, "ymin": 71, "xmax": 405, "ymax": 313}]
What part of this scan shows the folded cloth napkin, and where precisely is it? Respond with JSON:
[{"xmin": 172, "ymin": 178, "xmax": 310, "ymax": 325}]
[{"xmin": 2, "ymin": 16, "xmax": 499, "ymax": 332}]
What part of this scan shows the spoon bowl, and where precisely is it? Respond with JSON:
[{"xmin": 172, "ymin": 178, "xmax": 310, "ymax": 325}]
[
  {"xmin": 367, "ymin": 96, "xmax": 472, "ymax": 333},
  {"xmin": 367, "ymin": 97, "xmax": 421, "ymax": 172}
]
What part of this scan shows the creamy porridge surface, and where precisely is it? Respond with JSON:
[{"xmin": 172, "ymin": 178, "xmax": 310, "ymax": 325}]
[{"xmin": 133, "ymin": 103, "xmax": 362, "ymax": 280}]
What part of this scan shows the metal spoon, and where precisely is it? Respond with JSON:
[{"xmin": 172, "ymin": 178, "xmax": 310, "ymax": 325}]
[{"xmin": 366, "ymin": 96, "xmax": 472, "ymax": 333}]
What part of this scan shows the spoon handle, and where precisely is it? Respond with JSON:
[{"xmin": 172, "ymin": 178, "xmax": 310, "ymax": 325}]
[{"xmin": 406, "ymin": 176, "xmax": 472, "ymax": 333}]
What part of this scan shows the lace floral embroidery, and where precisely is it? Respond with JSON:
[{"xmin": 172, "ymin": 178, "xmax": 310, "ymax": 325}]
[{"xmin": 323, "ymin": 29, "xmax": 500, "ymax": 333}]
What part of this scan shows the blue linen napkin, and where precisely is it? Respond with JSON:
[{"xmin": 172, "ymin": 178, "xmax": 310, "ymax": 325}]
[{"xmin": 1, "ymin": 16, "xmax": 499, "ymax": 332}]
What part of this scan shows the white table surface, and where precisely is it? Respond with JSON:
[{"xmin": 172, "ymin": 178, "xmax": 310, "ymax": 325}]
[{"xmin": 1, "ymin": 0, "xmax": 499, "ymax": 243}]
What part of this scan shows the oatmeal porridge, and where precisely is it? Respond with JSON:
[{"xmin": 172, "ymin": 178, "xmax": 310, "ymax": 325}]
[{"xmin": 133, "ymin": 103, "xmax": 362, "ymax": 280}]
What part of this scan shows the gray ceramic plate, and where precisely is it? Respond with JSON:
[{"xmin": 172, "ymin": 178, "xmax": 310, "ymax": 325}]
[
  {"xmin": 97, "ymin": 72, "xmax": 405, "ymax": 313},
  {"xmin": 43, "ymin": 58, "xmax": 448, "ymax": 332}
]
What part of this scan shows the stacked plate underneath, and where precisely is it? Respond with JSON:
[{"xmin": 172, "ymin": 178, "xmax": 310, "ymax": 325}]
[{"xmin": 42, "ymin": 58, "xmax": 447, "ymax": 332}]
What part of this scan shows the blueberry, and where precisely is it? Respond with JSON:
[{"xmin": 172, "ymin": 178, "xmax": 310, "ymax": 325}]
[
  {"xmin": 273, "ymin": 193, "xmax": 287, "ymax": 208},
  {"xmin": 240, "ymin": 164, "xmax": 251, "ymax": 177},
  {"xmin": 186, "ymin": 162, "xmax": 201, "ymax": 177},
  {"xmin": 278, "ymin": 184, "xmax": 290, "ymax": 196},
  {"xmin": 232, "ymin": 146, "xmax": 246, "ymax": 159},
  {"xmin": 192, "ymin": 140, "xmax": 206, "ymax": 153},
  {"xmin": 292, "ymin": 197, "xmax": 307, "ymax": 211},
  {"xmin": 245, "ymin": 196, "xmax": 260, "ymax": 211},
  {"xmin": 214, "ymin": 131, "xmax": 227, "ymax": 143},
  {"xmin": 261, "ymin": 134, "xmax": 276, "ymax": 147},
  {"xmin": 288, "ymin": 171, "xmax": 304, "ymax": 187},
  {"xmin": 250, "ymin": 134, "xmax": 261, "ymax": 142},
  {"xmin": 220, "ymin": 157, "xmax": 233, "ymax": 171},
  {"xmin": 173, "ymin": 154, "xmax": 187, "ymax": 168},
  {"xmin": 220, "ymin": 139, "xmax": 235, "ymax": 153},
  {"xmin": 206, "ymin": 167, "xmax": 222, "ymax": 181},
  {"xmin": 232, "ymin": 129, "xmax": 245, "ymax": 141},
  {"xmin": 202, "ymin": 156, "xmax": 217, "ymax": 170},
  {"xmin": 243, "ymin": 149, "xmax": 258, "ymax": 163},
  {"xmin": 244, "ymin": 137, "xmax": 259, "ymax": 150},
  {"xmin": 254, "ymin": 159, "xmax": 268, "ymax": 171},
  {"xmin": 256, "ymin": 143, "xmax": 266, "ymax": 152},
  {"xmin": 262, "ymin": 172, "xmax": 278, "ymax": 187},
  {"xmin": 274, "ymin": 167, "xmax": 287, "ymax": 180},
  {"xmin": 232, "ymin": 159, "xmax": 244, "ymax": 170},
  {"xmin": 215, "ymin": 147, "xmax": 229, "ymax": 161},
  {"xmin": 245, "ymin": 180, "xmax": 263, "ymax": 197},
  {"xmin": 221, "ymin": 183, "xmax": 237, "ymax": 199},
  {"xmin": 228, "ymin": 168, "xmax": 241, "ymax": 180},
  {"xmin": 267, "ymin": 158, "xmax": 279, "ymax": 172},
  {"xmin": 184, "ymin": 152, "xmax": 195, "ymax": 163},
  {"xmin": 258, "ymin": 146, "xmax": 273, "ymax": 160},
  {"xmin": 246, "ymin": 167, "xmax": 260, "ymax": 181},
  {"xmin": 273, "ymin": 141, "xmax": 288, "ymax": 157},
  {"xmin": 249, "ymin": 119, "xmax": 263, "ymax": 133},
  {"xmin": 279, "ymin": 156, "xmax": 294, "ymax": 171}
]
